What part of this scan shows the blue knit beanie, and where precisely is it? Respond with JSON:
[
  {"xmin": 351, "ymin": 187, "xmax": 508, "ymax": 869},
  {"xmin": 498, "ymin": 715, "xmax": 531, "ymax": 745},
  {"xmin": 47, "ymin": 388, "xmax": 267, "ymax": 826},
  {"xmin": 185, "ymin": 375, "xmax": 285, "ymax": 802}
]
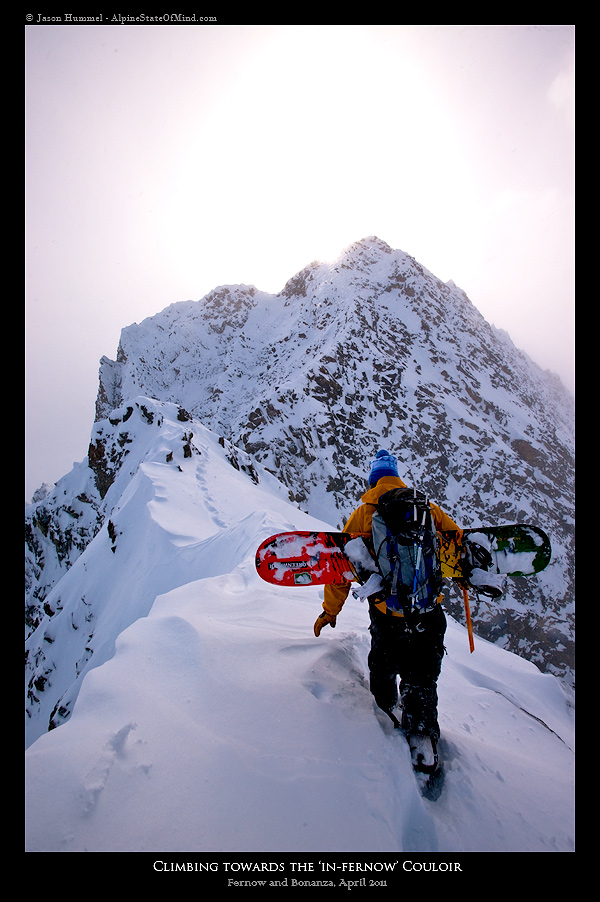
[{"xmin": 368, "ymin": 449, "xmax": 399, "ymax": 485}]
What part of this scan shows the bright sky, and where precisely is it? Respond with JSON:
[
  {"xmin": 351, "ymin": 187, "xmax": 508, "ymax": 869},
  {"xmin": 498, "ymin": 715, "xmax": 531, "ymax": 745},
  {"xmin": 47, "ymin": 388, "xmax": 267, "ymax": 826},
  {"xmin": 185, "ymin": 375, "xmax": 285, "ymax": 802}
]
[{"xmin": 25, "ymin": 24, "xmax": 575, "ymax": 501}]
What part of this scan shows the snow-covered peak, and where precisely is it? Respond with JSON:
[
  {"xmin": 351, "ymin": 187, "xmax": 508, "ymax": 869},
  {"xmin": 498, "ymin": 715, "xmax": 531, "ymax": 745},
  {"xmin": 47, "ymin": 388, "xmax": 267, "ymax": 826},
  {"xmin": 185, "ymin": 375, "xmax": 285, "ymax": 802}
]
[{"xmin": 25, "ymin": 238, "xmax": 575, "ymax": 853}]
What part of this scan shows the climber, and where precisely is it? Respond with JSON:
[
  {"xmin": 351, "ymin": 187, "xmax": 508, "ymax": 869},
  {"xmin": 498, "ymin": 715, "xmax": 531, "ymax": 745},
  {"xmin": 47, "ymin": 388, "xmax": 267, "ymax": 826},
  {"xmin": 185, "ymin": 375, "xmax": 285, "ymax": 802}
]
[{"xmin": 313, "ymin": 450, "xmax": 462, "ymax": 775}]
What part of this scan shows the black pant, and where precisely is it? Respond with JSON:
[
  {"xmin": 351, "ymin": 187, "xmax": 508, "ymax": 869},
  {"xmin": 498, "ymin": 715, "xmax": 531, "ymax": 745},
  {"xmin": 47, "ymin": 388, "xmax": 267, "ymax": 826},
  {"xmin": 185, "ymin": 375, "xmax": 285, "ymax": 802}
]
[{"xmin": 368, "ymin": 603, "xmax": 446, "ymax": 741}]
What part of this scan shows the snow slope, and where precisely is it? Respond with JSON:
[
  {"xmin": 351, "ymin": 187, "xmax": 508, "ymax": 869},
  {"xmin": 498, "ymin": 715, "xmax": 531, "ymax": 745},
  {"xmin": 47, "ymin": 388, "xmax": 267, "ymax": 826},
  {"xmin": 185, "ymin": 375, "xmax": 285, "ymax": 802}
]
[{"xmin": 25, "ymin": 400, "xmax": 574, "ymax": 853}]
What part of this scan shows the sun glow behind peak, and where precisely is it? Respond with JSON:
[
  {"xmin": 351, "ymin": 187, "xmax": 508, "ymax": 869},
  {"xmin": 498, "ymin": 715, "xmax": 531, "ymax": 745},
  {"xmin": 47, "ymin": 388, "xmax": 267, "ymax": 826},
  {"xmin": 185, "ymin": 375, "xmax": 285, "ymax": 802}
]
[{"xmin": 158, "ymin": 26, "xmax": 484, "ymax": 296}]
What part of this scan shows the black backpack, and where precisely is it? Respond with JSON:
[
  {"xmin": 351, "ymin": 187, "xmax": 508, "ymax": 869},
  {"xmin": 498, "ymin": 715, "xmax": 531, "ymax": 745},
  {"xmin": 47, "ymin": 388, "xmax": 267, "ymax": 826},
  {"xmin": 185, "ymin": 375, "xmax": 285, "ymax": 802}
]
[{"xmin": 370, "ymin": 487, "xmax": 442, "ymax": 616}]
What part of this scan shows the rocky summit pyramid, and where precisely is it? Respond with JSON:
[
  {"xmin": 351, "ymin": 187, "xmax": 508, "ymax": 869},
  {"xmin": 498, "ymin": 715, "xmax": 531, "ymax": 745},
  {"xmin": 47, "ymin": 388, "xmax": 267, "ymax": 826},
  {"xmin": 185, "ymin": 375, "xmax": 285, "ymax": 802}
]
[{"xmin": 27, "ymin": 237, "xmax": 574, "ymax": 720}]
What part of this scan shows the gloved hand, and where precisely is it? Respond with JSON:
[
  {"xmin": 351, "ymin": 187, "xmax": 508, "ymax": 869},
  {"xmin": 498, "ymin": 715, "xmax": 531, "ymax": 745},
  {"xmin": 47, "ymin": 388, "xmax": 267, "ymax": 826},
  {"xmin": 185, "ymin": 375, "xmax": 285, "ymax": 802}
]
[{"xmin": 314, "ymin": 611, "xmax": 337, "ymax": 637}]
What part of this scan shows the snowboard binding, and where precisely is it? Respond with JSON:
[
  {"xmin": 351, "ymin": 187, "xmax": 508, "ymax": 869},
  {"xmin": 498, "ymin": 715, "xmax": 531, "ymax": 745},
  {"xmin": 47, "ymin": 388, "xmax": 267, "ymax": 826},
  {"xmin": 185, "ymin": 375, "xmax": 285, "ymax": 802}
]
[{"xmin": 461, "ymin": 539, "xmax": 505, "ymax": 598}]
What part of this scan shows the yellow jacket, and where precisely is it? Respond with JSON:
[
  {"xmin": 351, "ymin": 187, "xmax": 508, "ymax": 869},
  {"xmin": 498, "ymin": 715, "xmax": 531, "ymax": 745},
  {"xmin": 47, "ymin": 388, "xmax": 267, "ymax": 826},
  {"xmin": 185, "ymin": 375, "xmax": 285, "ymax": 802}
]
[{"xmin": 322, "ymin": 476, "xmax": 461, "ymax": 618}]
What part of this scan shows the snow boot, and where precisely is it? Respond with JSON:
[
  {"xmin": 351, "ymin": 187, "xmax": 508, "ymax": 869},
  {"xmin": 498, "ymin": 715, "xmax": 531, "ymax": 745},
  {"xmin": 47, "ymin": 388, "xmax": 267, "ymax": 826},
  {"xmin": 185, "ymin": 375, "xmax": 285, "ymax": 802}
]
[
  {"xmin": 408, "ymin": 732, "xmax": 444, "ymax": 799},
  {"xmin": 408, "ymin": 733, "xmax": 438, "ymax": 775}
]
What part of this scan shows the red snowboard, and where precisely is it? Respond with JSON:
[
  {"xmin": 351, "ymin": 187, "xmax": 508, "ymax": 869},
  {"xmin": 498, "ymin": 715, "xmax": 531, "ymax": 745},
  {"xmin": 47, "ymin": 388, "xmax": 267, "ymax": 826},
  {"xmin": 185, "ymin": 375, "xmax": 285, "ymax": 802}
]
[{"xmin": 255, "ymin": 531, "xmax": 361, "ymax": 587}]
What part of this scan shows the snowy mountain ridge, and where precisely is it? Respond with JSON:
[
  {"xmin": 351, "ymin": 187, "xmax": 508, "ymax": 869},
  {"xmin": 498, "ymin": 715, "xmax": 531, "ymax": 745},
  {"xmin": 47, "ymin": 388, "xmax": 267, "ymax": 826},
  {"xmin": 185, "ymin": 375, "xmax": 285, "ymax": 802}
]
[
  {"xmin": 25, "ymin": 396, "xmax": 574, "ymax": 852},
  {"xmin": 25, "ymin": 237, "xmax": 575, "ymax": 852},
  {"xmin": 26, "ymin": 396, "xmax": 311, "ymax": 748}
]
